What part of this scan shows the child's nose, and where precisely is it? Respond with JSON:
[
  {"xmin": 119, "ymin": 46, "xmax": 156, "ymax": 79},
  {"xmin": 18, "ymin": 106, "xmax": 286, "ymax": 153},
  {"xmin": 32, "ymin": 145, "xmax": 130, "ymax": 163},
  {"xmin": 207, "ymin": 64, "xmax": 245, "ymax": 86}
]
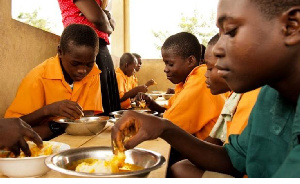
[{"xmin": 77, "ymin": 67, "xmax": 87, "ymax": 74}]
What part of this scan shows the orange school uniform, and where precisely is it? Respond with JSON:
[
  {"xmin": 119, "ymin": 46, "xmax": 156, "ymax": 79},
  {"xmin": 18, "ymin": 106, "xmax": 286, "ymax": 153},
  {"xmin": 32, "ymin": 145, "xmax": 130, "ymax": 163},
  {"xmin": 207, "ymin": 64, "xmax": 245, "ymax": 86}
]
[
  {"xmin": 5, "ymin": 55, "xmax": 103, "ymax": 118},
  {"xmin": 163, "ymin": 65, "xmax": 226, "ymax": 140},
  {"xmin": 127, "ymin": 74, "xmax": 138, "ymax": 89},
  {"xmin": 115, "ymin": 67, "xmax": 135, "ymax": 109}
]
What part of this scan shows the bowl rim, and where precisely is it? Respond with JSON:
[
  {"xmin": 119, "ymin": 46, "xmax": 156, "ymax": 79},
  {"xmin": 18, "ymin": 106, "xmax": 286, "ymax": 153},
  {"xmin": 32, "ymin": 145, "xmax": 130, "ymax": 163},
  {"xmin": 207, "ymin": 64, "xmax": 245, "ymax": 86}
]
[
  {"xmin": 45, "ymin": 146, "xmax": 166, "ymax": 178},
  {"xmin": 0, "ymin": 141, "xmax": 70, "ymax": 160},
  {"xmin": 54, "ymin": 116, "xmax": 109, "ymax": 124},
  {"xmin": 109, "ymin": 110, "xmax": 159, "ymax": 117}
]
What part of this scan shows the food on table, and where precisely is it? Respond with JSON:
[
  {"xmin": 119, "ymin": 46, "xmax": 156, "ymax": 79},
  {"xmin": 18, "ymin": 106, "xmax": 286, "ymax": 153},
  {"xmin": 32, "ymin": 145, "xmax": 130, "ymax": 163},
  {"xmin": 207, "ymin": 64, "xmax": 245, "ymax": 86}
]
[
  {"xmin": 0, "ymin": 141, "xmax": 62, "ymax": 158},
  {"xmin": 73, "ymin": 152, "xmax": 143, "ymax": 174},
  {"xmin": 138, "ymin": 99, "xmax": 146, "ymax": 108}
]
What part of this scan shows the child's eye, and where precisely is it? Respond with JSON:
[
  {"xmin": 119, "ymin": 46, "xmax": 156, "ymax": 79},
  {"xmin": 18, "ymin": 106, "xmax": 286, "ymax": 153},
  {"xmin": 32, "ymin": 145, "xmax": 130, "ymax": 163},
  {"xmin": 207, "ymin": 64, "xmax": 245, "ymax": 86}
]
[{"xmin": 225, "ymin": 28, "xmax": 238, "ymax": 37}]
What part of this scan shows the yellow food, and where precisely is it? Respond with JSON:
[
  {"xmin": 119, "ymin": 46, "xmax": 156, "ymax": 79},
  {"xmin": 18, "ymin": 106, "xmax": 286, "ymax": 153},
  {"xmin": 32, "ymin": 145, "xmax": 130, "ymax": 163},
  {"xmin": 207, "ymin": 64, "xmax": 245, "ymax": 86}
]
[
  {"xmin": 139, "ymin": 100, "xmax": 146, "ymax": 108},
  {"xmin": 74, "ymin": 152, "xmax": 143, "ymax": 174},
  {"xmin": 0, "ymin": 141, "xmax": 59, "ymax": 158}
]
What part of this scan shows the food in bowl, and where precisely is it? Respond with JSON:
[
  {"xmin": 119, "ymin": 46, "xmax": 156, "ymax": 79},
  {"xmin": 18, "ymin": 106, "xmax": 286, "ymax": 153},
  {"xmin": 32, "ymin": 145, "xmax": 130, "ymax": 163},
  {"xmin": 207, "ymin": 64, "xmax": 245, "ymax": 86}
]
[
  {"xmin": 45, "ymin": 146, "xmax": 166, "ymax": 177},
  {"xmin": 0, "ymin": 141, "xmax": 70, "ymax": 177},
  {"xmin": 138, "ymin": 100, "xmax": 146, "ymax": 108},
  {"xmin": 71, "ymin": 152, "xmax": 143, "ymax": 174}
]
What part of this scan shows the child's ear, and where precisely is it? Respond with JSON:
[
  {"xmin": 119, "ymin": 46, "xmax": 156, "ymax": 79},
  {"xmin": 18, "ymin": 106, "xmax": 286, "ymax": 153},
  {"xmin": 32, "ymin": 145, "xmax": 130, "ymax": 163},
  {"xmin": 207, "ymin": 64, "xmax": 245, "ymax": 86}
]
[
  {"xmin": 282, "ymin": 7, "xmax": 300, "ymax": 45},
  {"xmin": 57, "ymin": 45, "xmax": 62, "ymax": 57},
  {"xmin": 187, "ymin": 55, "xmax": 197, "ymax": 67}
]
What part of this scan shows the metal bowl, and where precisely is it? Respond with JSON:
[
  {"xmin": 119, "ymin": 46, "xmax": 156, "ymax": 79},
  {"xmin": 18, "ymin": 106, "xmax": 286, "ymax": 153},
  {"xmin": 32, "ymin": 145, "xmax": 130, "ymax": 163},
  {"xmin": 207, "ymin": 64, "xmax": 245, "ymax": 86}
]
[
  {"xmin": 162, "ymin": 94, "xmax": 174, "ymax": 100},
  {"xmin": 0, "ymin": 141, "xmax": 70, "ymax": 178},
  {"xmin": 146, "ymin": 93, "xmax": 161, "ymax": 100},
  {"xmin": 45, "ymin": 146, "xmax": 166, "ymax": 178},
  {"xmin": 109, "ymin": 110, "xmax": 159, "ymax": 120},
  {"xmin": 54, "ymin": 116, "xmax": 109, "ymax": 136}
]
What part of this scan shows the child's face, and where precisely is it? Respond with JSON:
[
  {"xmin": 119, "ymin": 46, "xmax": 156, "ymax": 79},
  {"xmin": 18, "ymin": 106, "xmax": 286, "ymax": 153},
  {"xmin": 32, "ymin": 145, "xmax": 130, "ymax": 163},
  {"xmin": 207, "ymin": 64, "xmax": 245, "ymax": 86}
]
[
  {"xmin": 214, "ymin": 0, "xmax": 287, "ymax": 93},
  {"xmin": 205, "ymin": 44, "xmax": 230, "ymax": 95},
  {"xmin": 162, "ymin": 48, "xmax": 191, "ymax": 84},
  {"xmin": 59, "ymin": 43, "xmax": 97, "ymax": 82},
  {"xmin": 125, "ymin": 59, "xmax": 137, "ymax": 77},
  {"xmin": 135, "ymin": 58, "xmax": 142, "ymax": 72}
]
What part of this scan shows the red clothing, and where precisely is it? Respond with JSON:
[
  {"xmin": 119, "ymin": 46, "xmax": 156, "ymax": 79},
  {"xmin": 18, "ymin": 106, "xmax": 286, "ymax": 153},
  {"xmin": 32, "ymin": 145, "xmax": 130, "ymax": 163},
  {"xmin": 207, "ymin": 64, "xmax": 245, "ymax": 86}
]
[{"xmin": 57, "ymin": 0, "xmax": 109, "ymax": 44}]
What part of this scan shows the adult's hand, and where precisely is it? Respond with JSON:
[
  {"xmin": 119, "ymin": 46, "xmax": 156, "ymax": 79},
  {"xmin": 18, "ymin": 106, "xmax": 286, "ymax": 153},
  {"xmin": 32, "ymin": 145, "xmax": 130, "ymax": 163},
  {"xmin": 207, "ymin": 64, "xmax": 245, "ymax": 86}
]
[
  {"xmin": 111, "ymin": 111, "xmax": 168, "ymax": 153},
  {"xmin": 0, "ymin": 118, "xmax": 43, "ymax": 157},
  {"xmin": 45, "ymin": 100, "xmax": 84, "ymax": 120}
]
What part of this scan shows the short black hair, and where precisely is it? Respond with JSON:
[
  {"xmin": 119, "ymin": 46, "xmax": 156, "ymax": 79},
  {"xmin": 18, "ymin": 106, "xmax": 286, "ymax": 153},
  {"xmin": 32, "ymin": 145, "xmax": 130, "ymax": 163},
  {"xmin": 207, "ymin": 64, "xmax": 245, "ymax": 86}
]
[
  {"xmin": 162, "ymin": 32, "xmax": 201, "ymax": 63},
  {"xmin": 60, "ymin": 24, "xmax": 99, "ymax": 54},
  {"xmin": 208, "ymin": 34, "xmax": 219, "ymax": 46},
  {"xmin": 132, "ymin": 53, "xmax": 141, "ymax": 60},
  {"xmin": 200, "ymin": 44, "xmax": 206, "ymax": 61},
  {"xmin": 250, "ymin": 0, "xmax": 300, "ymax": 19},
  {"xmin": 120, "ymin": 53, "xmax": 136, "ymax": 67}
]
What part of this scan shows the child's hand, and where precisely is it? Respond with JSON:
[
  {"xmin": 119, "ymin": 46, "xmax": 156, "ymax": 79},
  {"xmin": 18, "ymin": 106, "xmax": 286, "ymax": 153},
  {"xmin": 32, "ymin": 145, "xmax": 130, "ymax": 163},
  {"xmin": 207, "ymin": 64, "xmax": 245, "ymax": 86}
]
[
  {"xmin": 111, "ymin": 110, "xmax": 166, "ymax": 152},
  {"xmin": 45, "ymin": 100, "xmax": 84, "ymax": 120},
  {"xmin": 135, "ymin": 85, "xmax": 148, "ymax": 93},
  {"xmin": 135, "ymin": 92, "xmax": 152, "ymax": 107},
  {"xmin": 145, "ymin": 79, "xmax": 157, "ymax": 87},
  {"xmin": 0, "ymin": 118, "xmax": 43, "ymax": 157}
]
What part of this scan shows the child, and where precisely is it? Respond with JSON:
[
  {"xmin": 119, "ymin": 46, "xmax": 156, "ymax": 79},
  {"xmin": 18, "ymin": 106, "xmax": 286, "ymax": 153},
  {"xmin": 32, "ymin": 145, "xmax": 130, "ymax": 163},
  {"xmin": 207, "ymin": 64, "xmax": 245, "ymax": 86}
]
[
  {"xmin": 130, "ymin": 53, "xmax": 156, "ymax": 89},
  {"xmin": 136, "ymin": 32, "xmax": 226, "ymax": 140},
  {"xmin": 169, "ymin": 34, "xmax": 260, "ymax": 177},
  {"xmin": 204, "ymin": 34, "xmax": 261, "ymax": 145},
  {"xmin": 115, "ymin": 53, "xmax": 150, "ymax": 109},
  {"xmin": 5, "ymin": 24, "xmax": 103, "ymax": 140},
  {"xmin": 112, "ymin": 0, "xmax": 300, "ymax": 178}
]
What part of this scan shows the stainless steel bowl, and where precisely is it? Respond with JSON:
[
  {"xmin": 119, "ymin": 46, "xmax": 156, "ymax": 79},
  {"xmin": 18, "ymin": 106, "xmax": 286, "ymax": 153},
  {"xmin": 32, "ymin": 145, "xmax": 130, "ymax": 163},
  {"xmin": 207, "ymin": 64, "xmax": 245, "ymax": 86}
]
[
  {"xmin": 146, "ymin": 93, "xmax": 161, "ymax": 100},
  {"xmin": 54, "ymin": 116, "xmax": 109, "ymax": 136},
  {"xmin": 162, "ymin": 94, "xmax": 174, "ymax": 100},
  {"xmin": 109, "ymin": 110, "xmax": 159, "ymax": 119},
  {"xmin": 45, "ymin": 146, "xmax": 166, "ymax": 178}
]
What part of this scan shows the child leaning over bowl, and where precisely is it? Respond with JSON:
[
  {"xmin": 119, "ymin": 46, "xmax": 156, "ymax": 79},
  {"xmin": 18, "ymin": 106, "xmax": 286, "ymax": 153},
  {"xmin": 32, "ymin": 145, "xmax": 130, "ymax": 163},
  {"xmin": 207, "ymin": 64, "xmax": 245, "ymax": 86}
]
[
  {"xmin": 5, "ymin": 24, "xmax": 103, "ymax": 140},
  {"xmin": 135, "ymin": 32, "xmax": 226, "ymax": 140}
]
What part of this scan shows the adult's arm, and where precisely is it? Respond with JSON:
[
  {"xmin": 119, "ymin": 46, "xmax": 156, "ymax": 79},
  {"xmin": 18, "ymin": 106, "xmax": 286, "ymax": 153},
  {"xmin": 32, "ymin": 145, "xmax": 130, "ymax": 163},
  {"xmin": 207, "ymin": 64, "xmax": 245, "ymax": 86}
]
[{"xmin": 74, "ymin": 0, "xmax": 113, "ymax": 34}]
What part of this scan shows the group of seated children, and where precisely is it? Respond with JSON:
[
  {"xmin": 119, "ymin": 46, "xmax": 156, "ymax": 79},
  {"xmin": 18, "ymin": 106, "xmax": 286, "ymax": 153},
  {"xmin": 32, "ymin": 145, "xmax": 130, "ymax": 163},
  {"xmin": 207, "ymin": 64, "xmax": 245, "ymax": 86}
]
[
  {"xmin": 111, "ymin": 0, "xmax": 300, "ymax": 178},
  {"xmin": 5, "ymin": 0, "xmax": 300, "ymax": 178}
]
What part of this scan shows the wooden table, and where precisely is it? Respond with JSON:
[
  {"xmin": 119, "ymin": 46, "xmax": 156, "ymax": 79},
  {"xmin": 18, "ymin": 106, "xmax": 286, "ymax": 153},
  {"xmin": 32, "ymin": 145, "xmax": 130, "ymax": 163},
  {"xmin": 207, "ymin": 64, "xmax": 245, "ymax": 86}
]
[{"xmin": 40, "ymin": 122, "xmax": 170, "ymax": 178}]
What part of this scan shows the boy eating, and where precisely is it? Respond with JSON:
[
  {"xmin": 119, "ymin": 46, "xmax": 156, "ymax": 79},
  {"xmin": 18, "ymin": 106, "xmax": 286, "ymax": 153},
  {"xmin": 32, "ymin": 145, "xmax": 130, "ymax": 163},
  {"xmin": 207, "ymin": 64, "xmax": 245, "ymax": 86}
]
[{"xmin": 5, "ymin": 24, "xmax": 103, "ymax": 140}]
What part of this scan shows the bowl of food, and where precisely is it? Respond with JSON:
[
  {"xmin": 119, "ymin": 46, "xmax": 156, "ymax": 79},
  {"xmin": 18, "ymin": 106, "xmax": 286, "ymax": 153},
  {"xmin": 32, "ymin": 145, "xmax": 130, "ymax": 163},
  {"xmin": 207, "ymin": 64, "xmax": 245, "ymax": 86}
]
[
  {"xmin": 110, "ymin": 110, "xmax": 159, "ymax": 120},
  {"xmin": 162, "ymin": 94, "xmax": 174, "ymax": 100},
  {"xmin": 146, "ymin": 93, "xmax": 161, "ymax": 100},
  {"xmin": 45, "ymin": 146, "xmax": 166, "ymax": 178},
  {"xmin": 0, "ymin": 141, "xmax": 70, "ymax": 178},
  {"xmin": 54, "ymin": 116, "xmax": 109, "ymax": 136},
  {"xmin": 151, "ymin": 91, "xmax": 164, "ymax": 94}
]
